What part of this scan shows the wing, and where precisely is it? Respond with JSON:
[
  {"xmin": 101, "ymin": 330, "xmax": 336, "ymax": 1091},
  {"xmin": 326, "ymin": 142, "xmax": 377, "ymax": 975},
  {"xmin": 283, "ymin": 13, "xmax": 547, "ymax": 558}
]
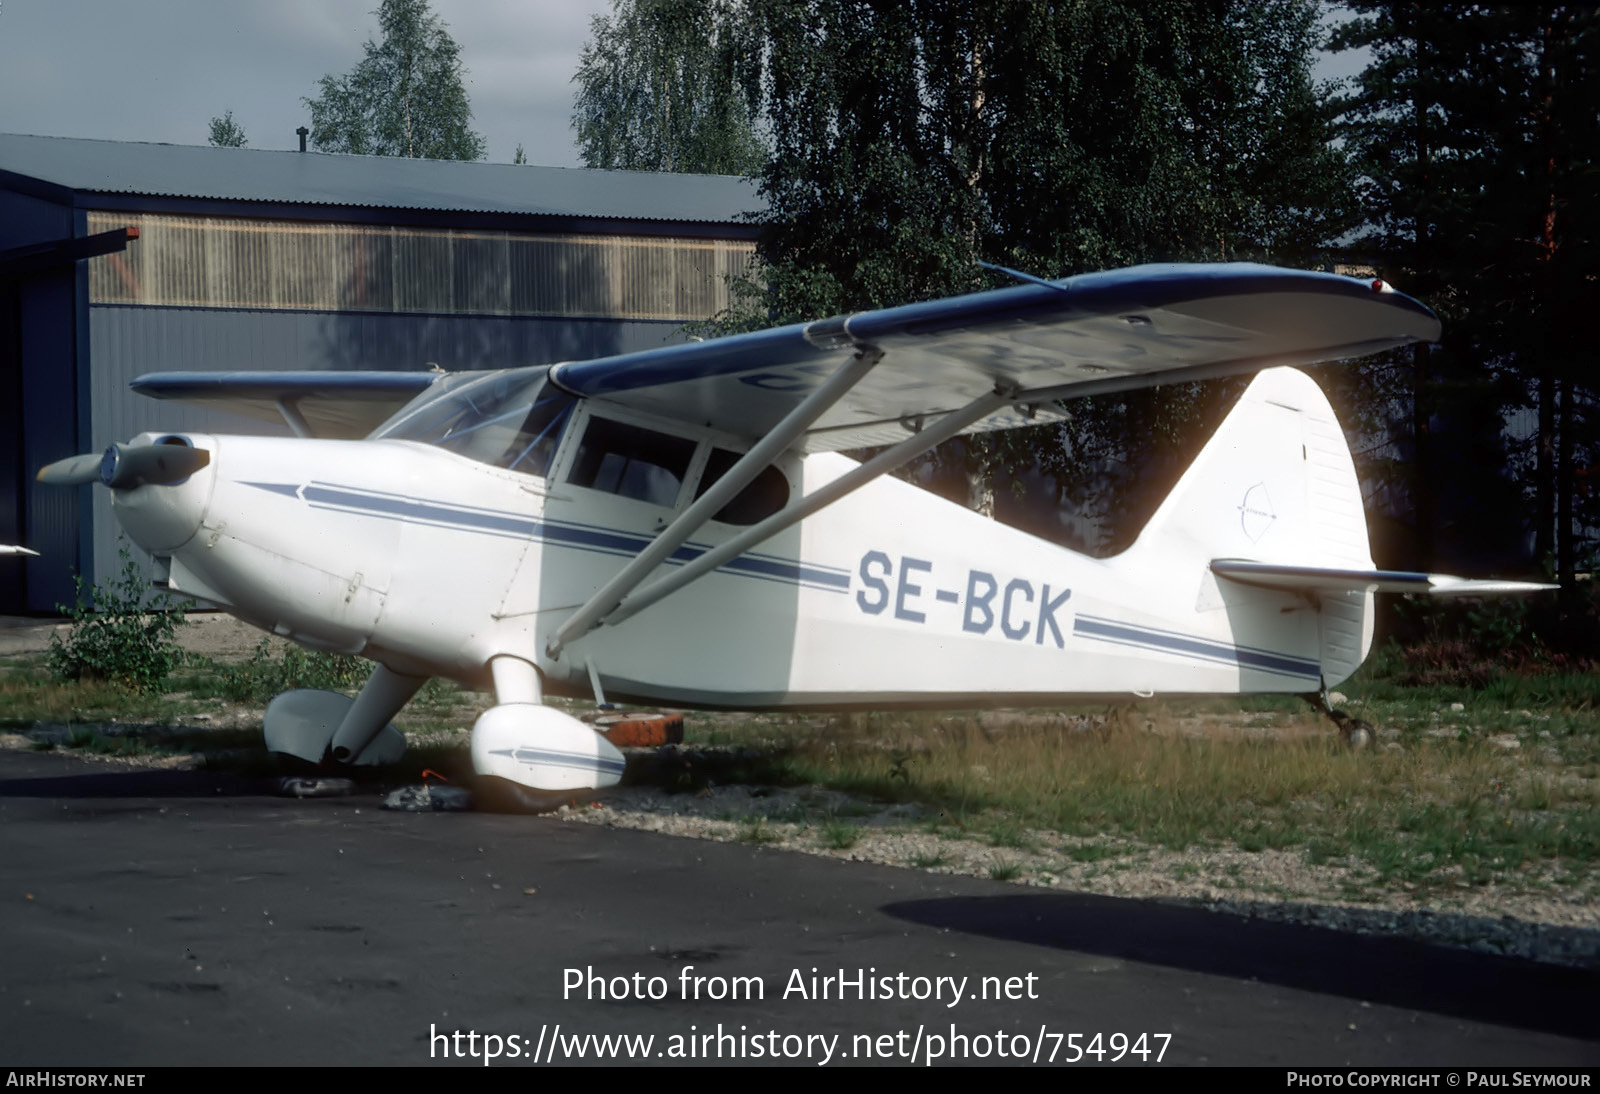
[
  {"xmin": 129, "ymin": 371, "xmax": 440, "ymax": 440},
  {"xmin": 552, "ymin": 262, "xmax": 1441, "ymax": 452}
]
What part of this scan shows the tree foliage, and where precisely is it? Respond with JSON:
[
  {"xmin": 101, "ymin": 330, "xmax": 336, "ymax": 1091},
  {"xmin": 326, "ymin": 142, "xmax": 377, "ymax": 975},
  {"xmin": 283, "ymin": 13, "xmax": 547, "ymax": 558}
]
[
  {"xmin": 573, "ymin": 0, "xmax": 765, "ymax": 174},
  {"xmin": 304, "ymin": 0, "xmax": 486, "ymax": 160},
  {"xmin": 207, "ymin": 110, "xmax": 247, "ymax": 148},
  {"xmin": 742, "ymin": 1, "xmax": 1346, "ymax": 317},
  {"xmin": 574, "ymin": 0, "xmax": 1595, "ymax": 614},
  {"xmin": 1331, "ymin": 3, "xmax": 1599, "ymax": 606},
  {"xmin": 719, "ymin": 0, "xmax": 1349, "ymax": 537}
]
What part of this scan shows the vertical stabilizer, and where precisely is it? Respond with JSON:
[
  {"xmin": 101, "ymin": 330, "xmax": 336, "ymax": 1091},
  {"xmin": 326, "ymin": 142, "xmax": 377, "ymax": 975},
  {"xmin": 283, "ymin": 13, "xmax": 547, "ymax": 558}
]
[{"xmin": 1124, "ymin": 367, "xmax": 1376, "ymax": 685}]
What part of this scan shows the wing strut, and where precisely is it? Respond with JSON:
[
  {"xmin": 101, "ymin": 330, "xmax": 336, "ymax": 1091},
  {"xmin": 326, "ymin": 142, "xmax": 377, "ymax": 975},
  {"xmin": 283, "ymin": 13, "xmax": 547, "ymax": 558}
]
[
  {"xmin": 544, "ymin": 348, "xmax": 885, "ymax": 661},
  {"xmin": 583, "ymin": 382, "xmax": 1017, "ymax": 640},
  {"xmin": 276, "ymin": 397, "xmax": 313, "ymax": 439}
]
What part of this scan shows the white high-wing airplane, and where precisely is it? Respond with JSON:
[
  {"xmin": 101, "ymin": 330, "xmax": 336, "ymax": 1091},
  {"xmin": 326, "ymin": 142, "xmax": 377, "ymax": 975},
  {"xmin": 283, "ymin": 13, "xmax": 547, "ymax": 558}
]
[{"xmin": 37, "ymin": 263, "xmax": 1550, "ymax": 804}]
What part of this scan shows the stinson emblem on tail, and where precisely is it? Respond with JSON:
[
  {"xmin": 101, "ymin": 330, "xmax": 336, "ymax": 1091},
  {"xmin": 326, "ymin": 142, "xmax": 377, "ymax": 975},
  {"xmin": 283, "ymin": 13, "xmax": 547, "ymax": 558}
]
[{"xmin": 1238, "ymin": 483, "xmax": 1277, "ymax": 543}]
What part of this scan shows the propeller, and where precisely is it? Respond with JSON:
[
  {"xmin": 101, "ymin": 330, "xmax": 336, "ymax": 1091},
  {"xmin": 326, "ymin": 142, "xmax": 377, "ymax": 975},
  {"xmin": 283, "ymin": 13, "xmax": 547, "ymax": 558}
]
[
  {"xmin": 34, "ymin": 453, "xmax": 102, "ymax": 486},
  {"xmin": 36, "ymin": 443, "xmax": 209, "ymax": 489}
]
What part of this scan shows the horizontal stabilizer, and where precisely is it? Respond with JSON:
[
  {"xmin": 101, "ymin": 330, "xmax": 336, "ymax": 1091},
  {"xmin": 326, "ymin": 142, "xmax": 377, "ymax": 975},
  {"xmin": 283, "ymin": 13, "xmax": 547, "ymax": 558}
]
[{"xmin": 1212, "ymin": 560, "xmax": 1557, "ymax": 596}]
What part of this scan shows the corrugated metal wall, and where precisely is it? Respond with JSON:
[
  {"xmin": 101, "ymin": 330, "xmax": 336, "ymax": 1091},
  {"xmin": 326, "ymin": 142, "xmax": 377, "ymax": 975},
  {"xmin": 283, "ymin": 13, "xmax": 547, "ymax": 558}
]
[
  {"xmin": 87, "ymin": 212, "xmax": 757, "ymax": 321},
  {"xmin": 0, "ymin": 200, "xmax": 754, "ymax": 611},
  {"xmin": 85, "ymin": 306, "xmax": 689, "ymax": 593}
]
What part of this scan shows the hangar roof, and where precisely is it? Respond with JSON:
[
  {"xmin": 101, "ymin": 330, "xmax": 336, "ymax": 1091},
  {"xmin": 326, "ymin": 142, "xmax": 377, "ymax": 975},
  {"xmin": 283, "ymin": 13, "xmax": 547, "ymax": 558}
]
[{"xmin": 0, "ymin": 132, "xmax": 761, "ymax": 226}]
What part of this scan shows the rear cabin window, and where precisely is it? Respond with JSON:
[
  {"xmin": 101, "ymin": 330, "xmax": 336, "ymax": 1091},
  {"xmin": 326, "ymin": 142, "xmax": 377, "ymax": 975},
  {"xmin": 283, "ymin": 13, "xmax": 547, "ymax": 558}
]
[
  {"xmin": 567, "ymin": 416, "xmax": 697, "ymax": 508},
  {"xmin": 694, "ymin": 448, "xmax": 791, "ymax": 525}
]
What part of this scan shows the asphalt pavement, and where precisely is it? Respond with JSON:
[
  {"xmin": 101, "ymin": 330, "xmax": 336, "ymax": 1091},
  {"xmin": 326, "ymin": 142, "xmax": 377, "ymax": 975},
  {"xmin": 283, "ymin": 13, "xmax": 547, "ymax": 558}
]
[{"xmin": 1, "ymin": 750, "xmax": 1595, "ymax": 1067}]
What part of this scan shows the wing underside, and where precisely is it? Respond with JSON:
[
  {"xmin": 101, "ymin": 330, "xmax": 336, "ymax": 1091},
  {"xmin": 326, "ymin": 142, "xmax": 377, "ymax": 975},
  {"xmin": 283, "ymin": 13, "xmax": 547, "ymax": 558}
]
[
  {"xmin": 552, "ymin": 263, "xmax": 1441, "ymax": 451},
  {"xmin": 129, "ymin": 371, "xmax": 439, "ymax": 440}
]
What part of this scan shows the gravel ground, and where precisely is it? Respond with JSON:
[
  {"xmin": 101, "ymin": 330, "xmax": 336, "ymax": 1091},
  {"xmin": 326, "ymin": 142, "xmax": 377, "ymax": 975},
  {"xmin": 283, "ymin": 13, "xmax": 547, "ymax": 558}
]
[
  {"xmin": 0, "ymin": 612, "xmax": 288, "ymax": 661},
  {"xmin": 541, "ymin": 775, "xmax": 1600, "ymax": 971}
]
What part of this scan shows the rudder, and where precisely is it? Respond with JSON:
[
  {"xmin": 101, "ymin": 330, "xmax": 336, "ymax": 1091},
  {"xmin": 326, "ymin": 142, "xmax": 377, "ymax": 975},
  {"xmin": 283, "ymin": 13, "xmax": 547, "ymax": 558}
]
[{"xmin": 1121, "ymin": 367, "xmax": 1376, "ymax": 686}]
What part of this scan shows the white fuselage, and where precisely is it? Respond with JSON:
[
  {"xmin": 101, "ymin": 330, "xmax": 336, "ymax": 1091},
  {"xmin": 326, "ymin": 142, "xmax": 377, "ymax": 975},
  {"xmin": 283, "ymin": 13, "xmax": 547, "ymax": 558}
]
[{"xmin": 114, "ymin": 416, "xmax": 1330, "ymax": 710}]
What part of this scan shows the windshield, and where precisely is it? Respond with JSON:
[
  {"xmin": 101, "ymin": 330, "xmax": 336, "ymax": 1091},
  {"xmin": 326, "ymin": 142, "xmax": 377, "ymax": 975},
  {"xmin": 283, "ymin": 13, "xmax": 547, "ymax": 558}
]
[{"xmin": 371, "ymin": 367, "xmax": 576, "ymax": 478}]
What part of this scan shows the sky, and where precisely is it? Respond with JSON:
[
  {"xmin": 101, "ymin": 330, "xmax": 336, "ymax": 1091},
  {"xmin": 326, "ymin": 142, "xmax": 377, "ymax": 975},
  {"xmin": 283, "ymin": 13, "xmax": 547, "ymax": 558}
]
[
  {"xmin": 0, "ymin": 0, "xmax": 614, "ymax": 167},
  {"xmin": 0, "ymin": 1, "xmax": 1368, "ymax": 169}
]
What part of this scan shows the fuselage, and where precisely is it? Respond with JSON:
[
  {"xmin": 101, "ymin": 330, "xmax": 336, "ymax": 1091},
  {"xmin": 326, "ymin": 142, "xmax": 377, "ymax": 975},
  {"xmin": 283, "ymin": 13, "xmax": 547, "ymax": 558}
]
[{"xmin": 110, "ymin": 368, "xmax": 1334, "ymax": 709}]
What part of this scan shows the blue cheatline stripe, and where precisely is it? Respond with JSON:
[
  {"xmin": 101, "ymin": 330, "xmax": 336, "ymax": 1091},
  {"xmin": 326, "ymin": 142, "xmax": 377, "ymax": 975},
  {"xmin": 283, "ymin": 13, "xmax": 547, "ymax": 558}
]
[
  {"xmin": 490, "ymin": 747, "xmax": 628, "ymax": 777},
  {"xmin": 242, "ymin": 481, "xmax": 300, "ymax": 499},
  {"xmin": 1075, "ymin": 612, "xmax": 1319, "ymax": 668},
  {"xmin": 1072, "ymin": 613, "xmax": 1321, "ymax": 681},
  {"xmin": 240, "ymin": 480, "xmax": 849, "ymax": 594}
]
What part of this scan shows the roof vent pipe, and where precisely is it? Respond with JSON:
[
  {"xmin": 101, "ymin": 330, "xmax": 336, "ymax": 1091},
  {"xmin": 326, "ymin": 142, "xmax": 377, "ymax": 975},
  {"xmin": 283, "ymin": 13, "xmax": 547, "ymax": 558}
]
[{"xmin": 296, "ymin": 127, "xmax": 308, "ymax": 153}]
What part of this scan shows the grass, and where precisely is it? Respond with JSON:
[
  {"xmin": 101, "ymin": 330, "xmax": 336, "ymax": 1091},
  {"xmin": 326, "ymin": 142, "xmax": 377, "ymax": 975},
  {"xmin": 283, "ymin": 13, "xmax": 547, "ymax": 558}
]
[
  {"xmin": 818, "ymin": 814, "xmax": 860, "ymax": 850},
  {"xmin": 988, "ymin": 860, "xmax": 1023, "ymax": 881},
  {"xmin": 739, "ymin": 816, "xmax": 780, "ymax": 844},
  {"xmin": 0, "ymin": 667, "xmax": 185, "ymax": 727},
  {"xmin": 1, "ymin": 622, "xmax": 1596, "ymax": 902},
  {"xmin": 986, "ymin": 816, "xmax": 1033, "ymax": 850},
  {"xmin": 736, "ymin": 657, "xmax": 1600, "ymax": 895},
  {"xmin": 1065, "ymin": 843, "xmax": 1122, "ymax": 864}
]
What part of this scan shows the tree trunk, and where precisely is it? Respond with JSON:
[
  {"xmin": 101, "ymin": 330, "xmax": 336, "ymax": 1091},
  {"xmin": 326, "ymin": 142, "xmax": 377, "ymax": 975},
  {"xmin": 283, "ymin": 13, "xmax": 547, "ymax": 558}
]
[
  {"xmin": 966, "ymin": 438, "xmax": 996, "ymax": 519},
  {"xmin": 963, "ymin": 39, "xmax": 987, "ymax": 252},
  {"xmin": 1557, "ymin": 375, "xmax": 1574, "ymax": 592},
  {"xmin": 1411, "ymin": 341, "xmax": 1433, "ymax": 570},
  {"xmin": 1535, "ymin": 369, "xmax": 1556, "ymax": 565},
  {"xmin": 1409, "ymin": 20, "xmax": 1434, "ymax": 572},
  {"xmin": 1533, "ymin": 12, "xmax": 1561, "ymax": 572}
]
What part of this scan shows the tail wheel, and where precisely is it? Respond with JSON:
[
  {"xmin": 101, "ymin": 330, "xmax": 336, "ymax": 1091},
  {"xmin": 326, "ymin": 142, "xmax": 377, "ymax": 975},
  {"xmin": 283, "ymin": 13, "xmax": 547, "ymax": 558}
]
[{"xmin": 589, "ymin": 711, "xmax": 685, "ymax": 748}]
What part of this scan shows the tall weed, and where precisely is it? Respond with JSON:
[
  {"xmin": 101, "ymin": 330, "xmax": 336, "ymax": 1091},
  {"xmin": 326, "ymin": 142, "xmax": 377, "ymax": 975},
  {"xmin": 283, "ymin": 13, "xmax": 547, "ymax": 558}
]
[{"xmin": 47, "ymin": 548, "xmax": 189, "ymax": 693}]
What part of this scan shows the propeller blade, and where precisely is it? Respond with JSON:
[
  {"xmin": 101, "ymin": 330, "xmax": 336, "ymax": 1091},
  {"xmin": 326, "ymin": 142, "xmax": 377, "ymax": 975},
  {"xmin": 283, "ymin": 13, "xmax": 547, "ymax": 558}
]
[
  {"xmin": 35, "ymin": 453, "xmax": 104, "ymax": 486},
  {"xmin": 100, "ymin": 443, "xmax": 210, "ymax": 489},
  {"xmin": 36, "ymin": 444, "xmax": 210, "ymax": 489}
]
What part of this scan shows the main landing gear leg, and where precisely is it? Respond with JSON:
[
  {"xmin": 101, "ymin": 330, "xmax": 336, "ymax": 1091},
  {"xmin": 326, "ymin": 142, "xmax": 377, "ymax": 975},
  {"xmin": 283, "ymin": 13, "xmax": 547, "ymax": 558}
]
[
  {"xmin": 470, "ymin": 654, "xmax": 626, "ymax": 811},
  {"xmin": 263, "ymin": 665, "xmax": 421, "ymax": 766},
  {"xmin": 330, "ymin": 666, "xmax": 425, "ymax": 762},
  {"xmin": 1302, "ymin": 680, "xmax": 1374, "ymax": 749}
]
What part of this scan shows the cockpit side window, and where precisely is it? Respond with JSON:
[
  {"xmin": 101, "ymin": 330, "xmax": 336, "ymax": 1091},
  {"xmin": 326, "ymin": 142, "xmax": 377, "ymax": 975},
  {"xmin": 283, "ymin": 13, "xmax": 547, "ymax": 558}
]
[
  {"xmin": 694, "ymin": 448, "xmax": 791, "ymax": 525},
  {"xmin": 371, "ymin": 369, "xmax": 576, "ymax": 479},
  {"xmin": 502, "ymin": 394, "xmax": 574, "ymax": 477},
  {"xmin": 567, "ymin": 415, "xmax": 697, "ymax": 508}
]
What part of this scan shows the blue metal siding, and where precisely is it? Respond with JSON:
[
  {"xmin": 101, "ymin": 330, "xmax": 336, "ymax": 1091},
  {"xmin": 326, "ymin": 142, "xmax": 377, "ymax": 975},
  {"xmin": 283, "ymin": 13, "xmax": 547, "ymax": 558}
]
[
  {"xmin": 74, "ymin": 208, "xmax": 94, "ymax": 608},
  {"xmin": 86, "ymin": 305, "xmax": 691, "ymax": 593},
  {"xmin": 90, "ymin": 304, "xmax": 687, "ymax": 374}
]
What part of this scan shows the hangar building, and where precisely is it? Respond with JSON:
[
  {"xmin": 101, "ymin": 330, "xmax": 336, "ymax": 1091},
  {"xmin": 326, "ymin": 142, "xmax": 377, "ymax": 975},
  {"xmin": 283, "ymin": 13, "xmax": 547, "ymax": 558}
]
[{"xmin": 0, "ymin": 133, "xmax": 759, "ymax": 613}]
